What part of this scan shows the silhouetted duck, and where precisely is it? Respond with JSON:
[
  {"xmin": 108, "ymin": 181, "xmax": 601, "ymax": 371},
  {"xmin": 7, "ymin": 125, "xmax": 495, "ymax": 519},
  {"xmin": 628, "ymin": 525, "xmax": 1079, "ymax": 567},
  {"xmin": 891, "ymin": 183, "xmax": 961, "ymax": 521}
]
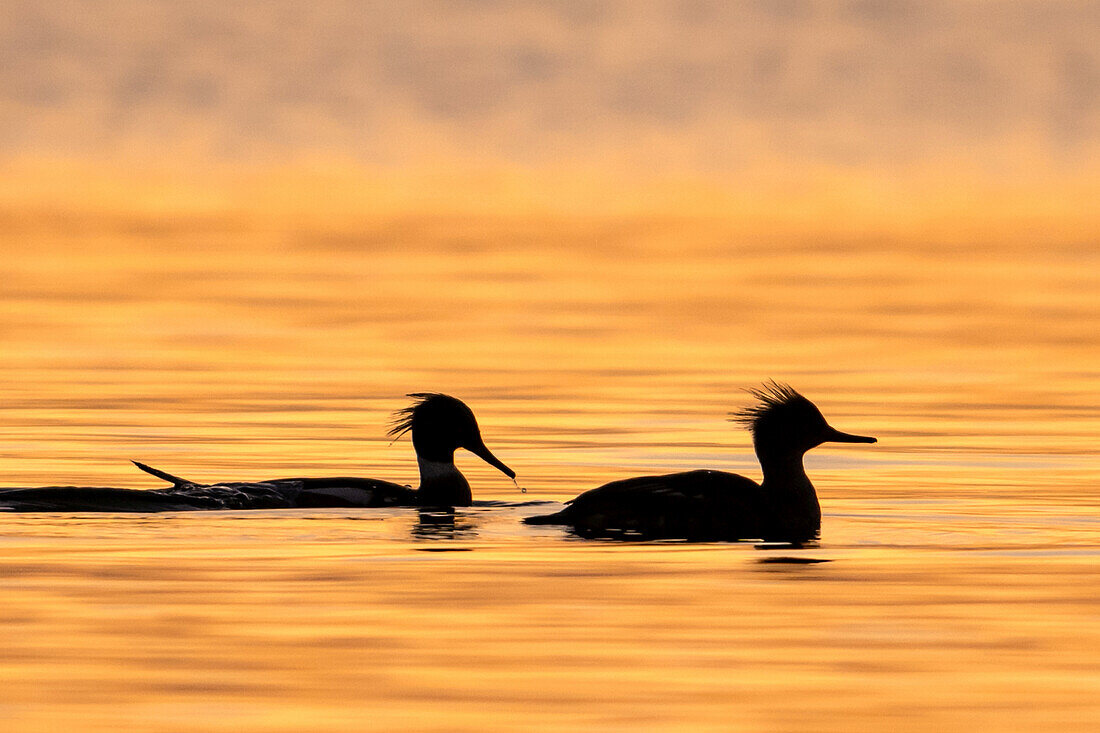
[
  {"xmin": 0, "ymin": 393, "xmax": 514, "ymax": 512},
  {"xmin": 524, "ymin": 382, "xmax": 875, "ymax": 542}
]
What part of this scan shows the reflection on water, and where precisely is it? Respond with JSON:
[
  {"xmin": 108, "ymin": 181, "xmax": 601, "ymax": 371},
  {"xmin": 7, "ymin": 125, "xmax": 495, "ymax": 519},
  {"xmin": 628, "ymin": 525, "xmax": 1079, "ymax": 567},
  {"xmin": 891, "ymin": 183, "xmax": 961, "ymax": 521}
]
[
  {"xmin": 2, "ymin": 505, "xmax": 1099, "ymax": 732},
  {"xmin": 1, "ymin": 210, "xmax": 1099, "ymax": 730},
  {"xmin": 412, "ymin": 508, "xmax": 478, "ymax": 541}
]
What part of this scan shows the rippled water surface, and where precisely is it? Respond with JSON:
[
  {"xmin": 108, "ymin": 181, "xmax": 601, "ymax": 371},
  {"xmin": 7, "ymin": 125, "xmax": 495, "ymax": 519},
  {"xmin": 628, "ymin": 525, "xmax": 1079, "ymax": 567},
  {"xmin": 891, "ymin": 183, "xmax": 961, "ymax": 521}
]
[{"xmin": 2, "ymin": 212, "xmax": 1099, "ymax": 731}]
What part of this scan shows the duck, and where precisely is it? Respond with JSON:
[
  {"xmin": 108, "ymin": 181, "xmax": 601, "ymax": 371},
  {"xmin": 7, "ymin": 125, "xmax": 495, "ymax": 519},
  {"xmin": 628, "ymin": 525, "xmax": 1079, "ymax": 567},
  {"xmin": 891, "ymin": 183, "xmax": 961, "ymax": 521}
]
[
  {"xmin": 523, "ymin": 382, "xmax": 876, "ymax": 542},
  {"xmin": 0, "ymin": 393, "xmax": 514, "ymax": 512}
]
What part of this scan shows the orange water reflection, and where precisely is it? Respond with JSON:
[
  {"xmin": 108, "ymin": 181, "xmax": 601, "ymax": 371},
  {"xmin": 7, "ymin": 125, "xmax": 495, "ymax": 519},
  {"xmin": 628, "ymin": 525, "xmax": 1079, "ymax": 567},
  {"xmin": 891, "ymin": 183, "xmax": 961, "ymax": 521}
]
[
  {"xmin": 1, "ymin": 193, "xmax": 1099, "ymax": 730},
  {"xmin": 2, "ymin": 507, "xmax": 1099, "ymax": 732},
  {"xmin": 2, "ymin": 201, "xmax": 1098, "ymax": 495}
]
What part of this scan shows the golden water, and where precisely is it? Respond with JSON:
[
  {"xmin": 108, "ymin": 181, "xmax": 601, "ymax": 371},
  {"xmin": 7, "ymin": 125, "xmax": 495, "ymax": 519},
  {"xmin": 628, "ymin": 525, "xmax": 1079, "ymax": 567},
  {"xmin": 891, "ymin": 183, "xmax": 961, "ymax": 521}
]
[{"xmin": 2, "ymin": 205, "xmax": 1099, "ymax": 730}]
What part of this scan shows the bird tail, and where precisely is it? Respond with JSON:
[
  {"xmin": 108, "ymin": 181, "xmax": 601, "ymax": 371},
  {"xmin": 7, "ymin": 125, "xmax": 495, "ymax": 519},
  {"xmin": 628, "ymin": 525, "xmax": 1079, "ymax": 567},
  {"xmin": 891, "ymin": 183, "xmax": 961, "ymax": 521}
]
[
  {"xmin": 522, "ymin": 510, "xmax": 570, "ymax": 525},
  {"xmin": 131, "ymin": 461, "xmax": 192, "ymax": 487}
]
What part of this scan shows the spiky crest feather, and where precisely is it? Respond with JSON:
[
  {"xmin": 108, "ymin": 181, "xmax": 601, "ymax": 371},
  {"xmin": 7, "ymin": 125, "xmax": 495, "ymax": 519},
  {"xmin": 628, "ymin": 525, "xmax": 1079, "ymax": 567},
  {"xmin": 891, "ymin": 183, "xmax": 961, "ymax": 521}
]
[
  {"xmin": 729, "ymin": 381, "xmax": 805, "ymax": 433},
  {"xmin": 386, "ymin": 392, "xmax": 446, "ymax": 441}
]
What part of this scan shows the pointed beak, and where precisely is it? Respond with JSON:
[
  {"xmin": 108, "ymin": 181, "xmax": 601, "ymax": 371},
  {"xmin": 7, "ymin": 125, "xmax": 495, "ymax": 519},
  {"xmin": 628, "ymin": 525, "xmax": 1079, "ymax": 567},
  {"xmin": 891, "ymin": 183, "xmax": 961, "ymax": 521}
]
[
  {"xmin": 823, "ymin": 426, "xmax": 877, "ymax": 444},
  {"xmin": 466, "ymin": 438, "xmax": 516, "ymax": 479}
]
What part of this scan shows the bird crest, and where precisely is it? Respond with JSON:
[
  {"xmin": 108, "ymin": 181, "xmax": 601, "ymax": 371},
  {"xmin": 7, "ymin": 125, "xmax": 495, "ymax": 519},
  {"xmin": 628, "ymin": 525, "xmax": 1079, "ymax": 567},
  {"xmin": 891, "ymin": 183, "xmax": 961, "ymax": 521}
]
[
  {"xmin": 730, "ymin": 381, "xmax": 807, "ymax": 433},
  {"xmin": 386, "ymin": 392, "xmax": 447, "ymax": 441}
]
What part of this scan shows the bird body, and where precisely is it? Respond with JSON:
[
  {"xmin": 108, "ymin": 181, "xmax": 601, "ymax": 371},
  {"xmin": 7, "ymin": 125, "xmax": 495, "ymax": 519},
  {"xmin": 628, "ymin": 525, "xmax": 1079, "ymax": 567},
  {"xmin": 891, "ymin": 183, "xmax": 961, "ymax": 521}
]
[
  {"xmin": 524, "ymin": 383, "xmax": 875, "ymax": 542},
  {"xmin": 0, "ymin": 393, "xmax": 512, "ymax": 512}
]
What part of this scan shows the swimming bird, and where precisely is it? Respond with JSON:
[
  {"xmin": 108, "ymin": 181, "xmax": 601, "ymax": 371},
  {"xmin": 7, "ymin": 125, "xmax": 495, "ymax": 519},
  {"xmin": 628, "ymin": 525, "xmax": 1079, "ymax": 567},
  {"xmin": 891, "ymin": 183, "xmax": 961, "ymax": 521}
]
[
  {"xmin": 0, "ymin": 393, "xmax": 514, "ymax": 512},
  {"xmin": 524, "ymin": 382, "xmax": 875, "ymax": 542}
]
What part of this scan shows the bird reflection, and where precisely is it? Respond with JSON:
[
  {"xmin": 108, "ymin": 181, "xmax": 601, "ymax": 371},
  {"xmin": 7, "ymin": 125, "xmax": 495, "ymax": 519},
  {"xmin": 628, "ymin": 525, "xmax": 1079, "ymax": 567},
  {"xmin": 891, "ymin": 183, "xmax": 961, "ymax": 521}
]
[{"xmin": 412, "ymin": 507, "xmax": 478, "ymax": 540}]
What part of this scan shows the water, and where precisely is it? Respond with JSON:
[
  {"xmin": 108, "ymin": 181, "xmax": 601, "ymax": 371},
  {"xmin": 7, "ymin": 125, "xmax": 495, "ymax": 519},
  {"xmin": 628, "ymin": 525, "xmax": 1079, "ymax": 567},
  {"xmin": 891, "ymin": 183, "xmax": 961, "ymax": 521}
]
[{"xmin": 2, "ymin": 209, "xmax": 1100, "ymax": 730}]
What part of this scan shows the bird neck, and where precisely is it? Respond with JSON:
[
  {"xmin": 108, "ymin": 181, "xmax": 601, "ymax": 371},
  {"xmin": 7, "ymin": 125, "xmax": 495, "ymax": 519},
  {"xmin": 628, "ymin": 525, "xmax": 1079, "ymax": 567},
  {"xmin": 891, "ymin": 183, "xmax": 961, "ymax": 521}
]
[
  {"xmin": 758, "ymin": 449, "xmax": 808, "ymax": 485},
  {"xmin": 757, "ymin": 448, "xmax": 821, "ymax": 540},
  {"xmin": 416, "ymin": 456, "xmax": 473, "ymax": 507}
]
